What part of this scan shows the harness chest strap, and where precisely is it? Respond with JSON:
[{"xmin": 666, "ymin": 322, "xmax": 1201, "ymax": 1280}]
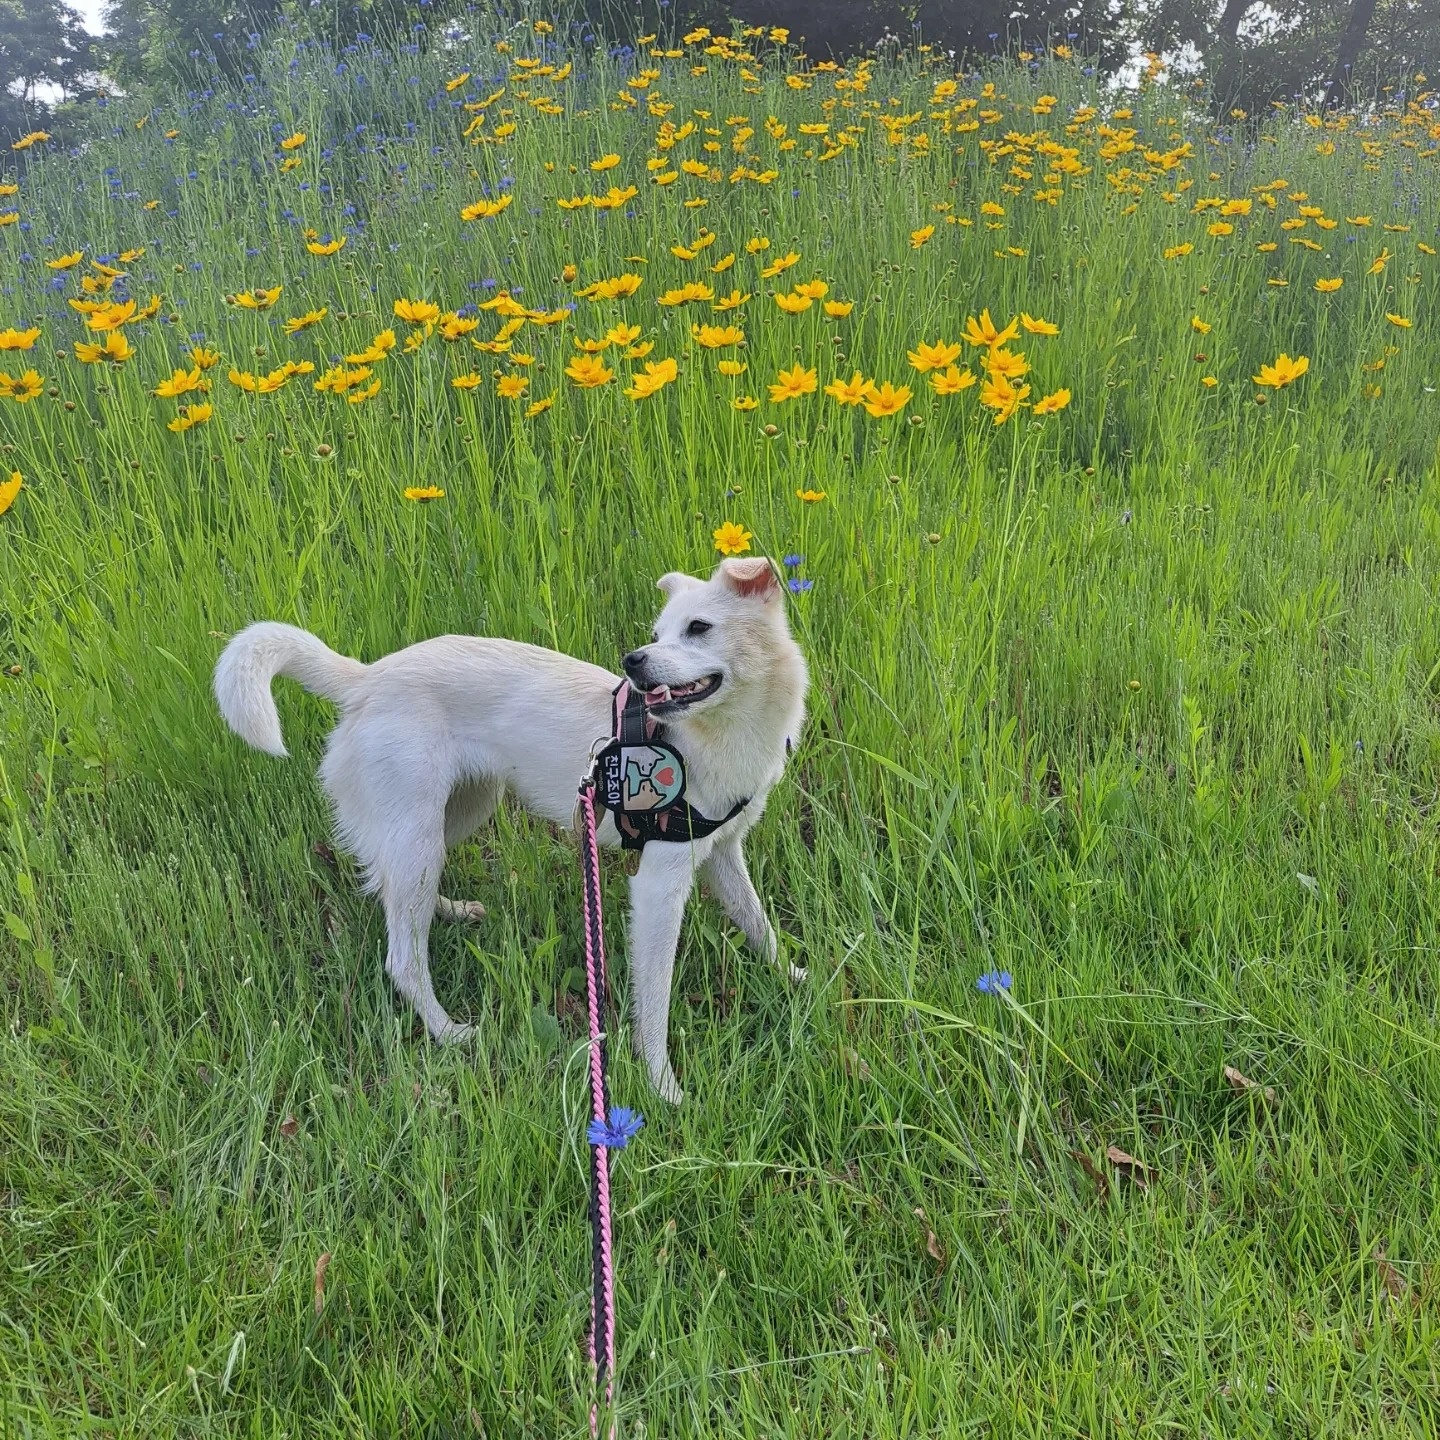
[{"xmin": 592, "ymin": 681, "xmax": 748, "ymax": 851}]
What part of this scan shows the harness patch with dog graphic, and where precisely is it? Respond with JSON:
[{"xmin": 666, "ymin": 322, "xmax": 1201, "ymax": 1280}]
[{"xmin": 591, "ymin": 681, "xmax": 747, "ymax": 851}]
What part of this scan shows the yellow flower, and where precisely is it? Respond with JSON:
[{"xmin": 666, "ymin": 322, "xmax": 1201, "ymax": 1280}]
[
  {"xmin": 907, "ymin": 339, "xmax": 962, "ymax": 373},
  {"xmin": 347, "ymin": 379, "xmax": 382, "ymax": 404},
  {"xmin": 0, "ymin": 470, "xmax": 20, "ymax": 515},
  {"xmin": 796, "ymin": 489, "xmax": 827, "ymax": 503},
  {"xmin": 983, "ymin": 347, "xmax": 1028, "ymax": 380},
  {"xmin": 1032, "ymin": 387, "xmax": 1071, "ymax": 416},
  {"xmin": 1019, "ymin": 314, "xmax": 1058, "ymax": 336},
  {"xmin": 793, "ymin": 279, "xmax": 828, "ymax": 300},
  {"xmin": 73, "ymin": 332, "xmax": 134, "ymax": 364},
  {"xmin": 732, "ymin": 395, "xmax": 759, "ymax": 411},
  {"xmin": 307, "ymin": 237, "xmax": 346, "ymax": 256},
  {"xmin": 1201, "ymin": 375, "xmax": 1218, "ymax": 387},
  {"xmin": 717, "ymin": 359, "xmax": 747, "ymax": 376},
  {"xmin": 452, "ymin": 373, "xmax": 484, "ymax": 389},
  {"xmin": 910, "ymin": 224, "xmax": 935, "ymax": 248},
  {"xmin": 279, "ymin": 132, "xmax": 306, "ymax": 151},
  {"xmin": 1191, "ymin": 316, "xmax": 1211, "ymax": 335},
  {"xmin": 46, "ymin": 250, "xmax": 84, "ymax": 270},
  {"xmin": 565, "ymin": 354, "xmax": 614, "ymax": 387},
  {"xmin": 1207, "ymin": 221, "xmax": 1234, "ymax": 237},
  {"xmin": 497, "ymin": 374, "xmax": 530, "ymax": 398},
  {"xmin": 1252, "ymin": 352, "xmax": 1309, "ymax": 388},
  {"xmin": 1, "ymin": 369, "xmax": 43, "ymax": 402},
  {"xmin": 930, "ymin": 365, "xmax": 976, "ymax": 395},
  {"xmin": 713, "ymin": 521, "xmax": 753, "ymax": 555},
  {"xmin": 439, "ymin": 313, "xmax": 480, "ymax": 342},
  {"xmin": 978, "ymin": 371, "xmax": 1030, "ymax": 424},
  {"xmin": 394, "ymin": 298, "xmax": 441, "ymax": 325},
  {"xmin": 1314, "ymin": 277, "xmax": 1343, "ymax": 293},
  {"xmin": 284, "ymin": 307, "xmax": 328, "ymax": 334},
  {"xmin": 445, "ymin": 72, "xmax": 472, "ymax": 91},
  {"xmin": 0, "ymin": 327, "xmax": 40, "ymax": 350},
  {"xmin": 11, "ymin": 131, "xmax": 51, "ymax": 151},
  {"xmin": 980, "ymin": 200, "xmax": 1006, "ymax": 217},
  {"xmin": 768, "ymin": 364, "xmax": 817, "ymax": 403},
  {"xmin": 692, "ymin": 323, "xmax": 744, "ymax": 348},
  {"xmin": 823, "ymin": 300, "xmax": 854, "ymax": 318},
  {"xmin": 714, "ymin": 289, "xmax": 752, "ymax": 311},
  {"xmin": 862, "ymin": 381, "xmax": 912, "ymax": 418},
  {"xmin": 227, "ymin": 368, "xmax": 259, "ymax": 392},
  {"xmin": 152, "ymin": 365, "xmax": 206, "ymax": 398},
  {"xmin": 86, "ymin": 300, "xmax": 137, "ymax": 331},
  {"xmin": 624, "ymin": 356, "xmax": 678, "ymax": 400},
  {"xmin": 590, "ymin": 153, "xmax": 621, "ymax": 171},
  {"xmin": 711, "ymin": 253, "xmax": 735, "ymax": 272},
  {"xmin": 774, "ymin": 291, "xmax": 812, "ymax": 314},
  {"xmin": 561, "ymin": 263, "xmax": 578, "ymax": 282},
  {"xmin": 1162, "ymin": 242, "xmax": 1194, "ymax": 260},
  {"xmin": 625, "ymin": 342, "xmax": 654, "ymax": 359},
  {"xmin": 745, "ymin": 236, "xmax": 771, "ymax": 253},
  {"xmin": 760, "ymin": 250, "xmax": 800, "ymax": 279},
  {"xmin": 962, "ymin": 309, "xmax": 1019, "ymax": 349},
  {"xmin": 1347, "ymin": 215, "xmax": 1372, "ymax": 226},
  {"xmin": 588, "ymin": 273, "xmax": 643, "ymax": 301},
  {"xmin": 1367, "ymin": 248, "xmax": 1392, "ymax": 276},
  {"xmin": 824, "ymin": 371, "xmax": 874, "ymax": 405},
  {"xmin": 1418, "ymin": 243, "xmax": 1437, "ymax": 257},
  {"xmin": 233, "ymin": 286, "xmax": 282, "ymax": 310},
  {"xmin": 167, "ymin": 402, "xmax": 213, "ymax": 432},
  {"xmin": 404, "ymin": 486, "xmax": 445, "ymax": 502},
  {"xmin": 1385, "ymin": 313, "xmax": 1412, "ymax": 328},
  {"xmin": 525, "ymin": 395, "xmax": 555, "ymax": 418},
  {"xmin": 605, "ymin": 322, "xmax": 642, "ymax": 347},
  {"xmin": 461, "ymin": 195, "xmax": 513, "ymax": 221}
]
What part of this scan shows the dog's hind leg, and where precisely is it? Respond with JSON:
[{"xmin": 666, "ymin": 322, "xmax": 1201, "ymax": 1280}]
[
  {"xmin": 435, "ymin": 777, "xmax": 500, "ymax": 924},
  {"xmin": 702, "ymin": 836, "xmax": 805, "ymax": 983},
  {"xmin": 377, "ymin": 824, "xmax": 474, "ymax": 1043}
]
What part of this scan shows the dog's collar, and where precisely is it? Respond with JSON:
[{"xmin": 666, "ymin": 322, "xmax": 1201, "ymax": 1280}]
[{"xmin": 590, "ymin": 680, "xmax": 747, "ymax": 851}]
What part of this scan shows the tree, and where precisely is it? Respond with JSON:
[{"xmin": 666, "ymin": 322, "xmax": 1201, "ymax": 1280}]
[
  {"xmin": 0, "ymin": 0, "xmax": 93, "ymax": 141},
  {"xmin": 1322, "ymin": 0, "xmax": 1380, "ymax": 106}
]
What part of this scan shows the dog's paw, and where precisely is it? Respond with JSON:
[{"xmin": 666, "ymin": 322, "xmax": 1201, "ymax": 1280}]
[
  {"xmin": 435, "ymin": 896, "xmax": 487, "ymax": 924},
  {"xmin": 433, "ymin": 1017, "xmax": 477, "ymax": 1045},
  {"xmin": 785, "ymin": 960, "xmax": 808, "ymax": 985}
]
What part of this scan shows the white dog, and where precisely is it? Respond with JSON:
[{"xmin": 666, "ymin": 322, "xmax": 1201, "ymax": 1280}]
[{"xmin": 213, "ymin": 556, "xmax": 808, "ymax": 1102}]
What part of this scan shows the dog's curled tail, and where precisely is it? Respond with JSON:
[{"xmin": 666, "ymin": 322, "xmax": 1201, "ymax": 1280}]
[{"xmin": 214, "ymin": 622, "xmax": 366, "ymax": 758}]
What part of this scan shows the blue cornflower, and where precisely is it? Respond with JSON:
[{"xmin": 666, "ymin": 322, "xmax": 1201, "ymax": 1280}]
[
  {"xmin": 782, "ymin": 553, "xmax": 804, "ymax": 568},
  {"xmin": 976, "ymin": 970, "xmax": 1012, "ymax": 995},
  {"xmin": 788, "ymin": 578, "xmax": 814, "ymax": 593},
  {"xmin": 587, "ymin": 1107, "xmax": 644, "ymax": 1149}
]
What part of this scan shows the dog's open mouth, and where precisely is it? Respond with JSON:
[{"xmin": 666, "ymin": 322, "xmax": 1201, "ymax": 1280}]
[{"xmin": 644, "ymin": 673, "xmax": 723, "ymax": 710}]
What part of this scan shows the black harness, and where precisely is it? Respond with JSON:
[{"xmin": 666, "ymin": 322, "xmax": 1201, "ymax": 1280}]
[{"xmin": 590, "ymin": 681, "xmax": 748, "ymax": 851}]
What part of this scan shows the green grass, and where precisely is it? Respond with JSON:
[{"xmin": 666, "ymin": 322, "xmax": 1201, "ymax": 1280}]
[{"xmin": 2, "ymin": 14, "xmax": 1440, "ymax": 1436}]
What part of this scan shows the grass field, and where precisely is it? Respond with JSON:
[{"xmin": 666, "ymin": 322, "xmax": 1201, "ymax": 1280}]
[{"xmin": 3, "ymin": 12, "xmax": 1440, "ymax": 1436}]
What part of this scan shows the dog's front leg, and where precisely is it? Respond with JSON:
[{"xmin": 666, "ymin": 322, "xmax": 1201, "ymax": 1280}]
[
  {"xmin": 701, "ymin": 836, "xmax": 806, "ymax": 983},
  {"xmin": 628, "ymin": 847, "xmax": 694, "ymax": 1104}
]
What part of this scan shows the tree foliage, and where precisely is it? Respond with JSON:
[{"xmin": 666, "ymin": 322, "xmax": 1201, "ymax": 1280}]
[{"xmin": 0, "ymin": 0, "xmax": 94, "ymax": 140}]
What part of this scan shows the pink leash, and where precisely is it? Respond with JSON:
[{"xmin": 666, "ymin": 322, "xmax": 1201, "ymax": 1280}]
[{"xmin": 576, "ymin": 774, "xmax": 642, "ymax": 1434}]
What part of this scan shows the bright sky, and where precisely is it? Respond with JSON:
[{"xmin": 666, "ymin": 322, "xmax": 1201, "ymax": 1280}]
[{"xmin": 74, "ymin": 0, "xmax": 108, "ymax": 35}]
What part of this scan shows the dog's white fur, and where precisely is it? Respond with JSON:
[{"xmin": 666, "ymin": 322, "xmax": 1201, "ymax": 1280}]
[{"xmin": 213, "ymin": 556, "xmax": 807, "ymax": 1102}]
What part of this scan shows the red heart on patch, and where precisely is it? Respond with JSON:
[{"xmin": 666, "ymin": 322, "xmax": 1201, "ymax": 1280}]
[{"xmin": 656, "ymin": 767, "xmax": 675, "ymax": 787}]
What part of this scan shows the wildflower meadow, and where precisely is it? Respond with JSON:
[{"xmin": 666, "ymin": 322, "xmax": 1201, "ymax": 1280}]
[{"xmin": 2, "ymin": 11, "xmax": 1439, "ymax": 1435}]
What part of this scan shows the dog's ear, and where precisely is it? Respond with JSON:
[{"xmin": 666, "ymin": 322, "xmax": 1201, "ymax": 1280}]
[
  {"xmin": 657, "ymin": 571, "xmax": 703, "ymax": 598},
  {"xmin": 717, "ymin": 556, "xmax": 782, "ymax": 601}
]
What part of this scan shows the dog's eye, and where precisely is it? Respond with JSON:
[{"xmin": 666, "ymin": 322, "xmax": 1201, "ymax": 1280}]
[{"xmin": 686, "ymin": 620, "xmax": 712, "ymax": 637}]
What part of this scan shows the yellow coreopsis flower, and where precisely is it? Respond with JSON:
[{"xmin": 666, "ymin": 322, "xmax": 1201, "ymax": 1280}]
[
  {"xmin": 0, "ymin": 327, "xmax": 40, "ymax": 351},
  {"xmin": 823, "ymin": 300, "xmax": 854, "ymax": 318},
  {"xmin": 168, "ymin": 402, "xmax": 213, "ymax": 432},
  {"xmin": 910, "ymin": 224, "xmax": 935, "ymax": 249},
  {"xmin": 279, "ymin": 132, "xmax": 306, "ymax": 151},
  {"xmin": 0, "ymin": 470, "xmax": 21, "ymax": 515},
  {"xmin": 605, "ymin": 322, "xmax": 642, "ymax": 347},
  {"xmin": 46, "ymin": 250, "xmax": 84, "ymax": 270},
  {"xmin": 760, "ymin": 251, "xmax": 800, "ymax": 279},
  {"xmin": 692, "ymin": 324, "xmax": 744, "ymax": 349},
  {"xmin": 713, "ymin": 521, "xmax": 752, "ymax": 555},
  {"xmin": 978, "ymin": 371, "xmax": 1030, "ymax": 423},
  {"xmin": 233, "ymin": 286, "xmax": 282, "ymax": 310},
  {"xmin": 404, "ymin": 486, "xmax": 445, "ymax": 502},
  {"xmin": 73, "ymin": 332, "xmax": 134, "ymax": 364},
  {"xmin": 1314, "ymin": 277, "xmax": 1343, "ymax": 293},
  {"xmin": 451, "ymin": 373, "xmax": 484, "ymax": 389},
  {"xmin": 307, "ymin": 237, "xmax": 346, "ymax": 256},
  {"xmin": 565, "ymin": 354, "xmax": 614, "ymax": 387},
  {"xmin": 1032, "ymin": 387, "xmax": 1071, "ymax": 415},
  {"xmin": 152, "ymin": 365, "xmax": 206, "ymax": 398},
  {"xmin": 525, "ymin": 395, "xmax": 555, "ymax": 417},
  {"xmin": 1162, "ymin": 242, "xmax": 1194, "ymax": 259},
  {"xmin": 717, "ymin": 359, "xmax": 747, "ymax": 376},
  {"xmin": 590, "ymin": 153, "xmax": 621, "ymax": 171},
  {"xmin": 1019, "ymin": 313, "xmax": 1059, "ymax": 336},
  {"xmin": 461, "ymin": 195, "xmax": 512, "ymax": 220},
  {"xmin": 732, "ymin": 395, "xmax": 759, "ymax": 410},
  {"xmin": 907, "ymin": 339, "xmax": 962, "ymax": 373},
  {"xmin": 793, "ymin": 279, "xmax": 829, "ymax": 300},
  {"xmin": 625, "ymin": 356, "xmax": 678, "ymax": 400},
  {"xmin": 962, "ymin": 309, "xmax": 1020, "ymax": 349},
  {"xmin": 1385, "ymin": 313, "xmax": 1412, "ymax": 328},
  {"xmin": 768, "ymin": 364, "xmax": 817, "ymax": 403},
  {"xmin": 714, "ymin": 289, "xmax": 752, "ymax": 312},
  {"xmin": 931, "ymin": 365, "xmax": 976, "ymax": 395},
  {"xmin": 862, "ymin": 381, "xmax": 912, "ymax": 417},
  {"xmin": 774, "ymin": 292, "xmax": 812, "ymax": 314},
  {"xmin": 284, "ymin": 307, "xmax": 328, "ymax": 334},
  {"xmin": 1252, "ymin": 352, "xmax": 1309, "ymax": 388},
  {"xmin": 394, "ymin": 298, "xmax": 441, "ymax": 325},
  {"xmin": 824, "ymin": 371, "xmax": 874, "ymax": 405},
  {"xmin": 497, "ymin": 374, "xmax": 530, "ymax": 398},
  {"xmin": 1, "ymin": 368, "xmax": 43, "ymax": 402},
  {"xmin": 1191, "ymin": 316, "xmax": 1211, "ymax": 334},
  {"xmin": 86, "ymin": 300, "xmax": 137, "ymax": 331}
]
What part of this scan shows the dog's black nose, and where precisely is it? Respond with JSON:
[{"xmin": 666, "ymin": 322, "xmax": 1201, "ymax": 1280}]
[{"xmin": 622, "ymin": 649, "xmax": 648, "ymax": 678}]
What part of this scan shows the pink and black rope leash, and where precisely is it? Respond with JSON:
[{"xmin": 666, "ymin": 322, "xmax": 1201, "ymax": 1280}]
[{"xmin": 576, "ymin": 774, "xmax": 642, "ymax": 1435}]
